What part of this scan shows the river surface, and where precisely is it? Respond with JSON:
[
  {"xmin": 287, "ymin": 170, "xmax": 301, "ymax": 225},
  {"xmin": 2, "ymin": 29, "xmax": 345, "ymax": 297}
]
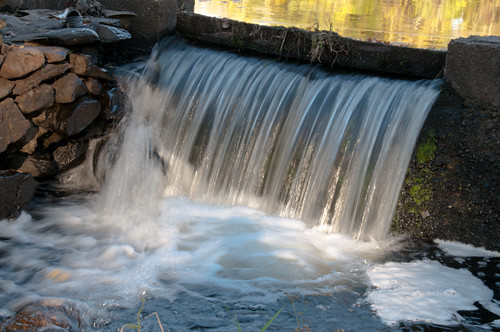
[
  {"xmin": 195, "ymin": 0, "xmax": 500, "ymax": 49},
  {"xmin": 1, "ymin": 38, "xmax": 500, "ymax": 331}
]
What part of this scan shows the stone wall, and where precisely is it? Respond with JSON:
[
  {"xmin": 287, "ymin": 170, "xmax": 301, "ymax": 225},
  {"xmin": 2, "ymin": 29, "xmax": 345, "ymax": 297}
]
[{"xmin": 0, "ymin": 43, "xmax": 125, "ymax": 219}]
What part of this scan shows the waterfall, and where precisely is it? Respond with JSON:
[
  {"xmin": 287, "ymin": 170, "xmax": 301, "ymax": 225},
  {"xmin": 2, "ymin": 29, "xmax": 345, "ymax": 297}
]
[{"xmin": 98, "ymin": 37, "xmax": 440, "ymax": 240}]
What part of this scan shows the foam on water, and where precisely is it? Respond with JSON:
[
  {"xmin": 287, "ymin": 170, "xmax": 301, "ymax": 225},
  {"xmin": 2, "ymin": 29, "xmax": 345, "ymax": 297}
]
[{"xmin": 435, "ymin": 239, "xmax": 500, "ymax": 258}]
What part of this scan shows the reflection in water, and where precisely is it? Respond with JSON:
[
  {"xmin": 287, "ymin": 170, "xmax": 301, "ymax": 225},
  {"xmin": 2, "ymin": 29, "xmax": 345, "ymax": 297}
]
[{"xmin": 195, "ymin": 0, "xmax": 500, "ymax": 49}]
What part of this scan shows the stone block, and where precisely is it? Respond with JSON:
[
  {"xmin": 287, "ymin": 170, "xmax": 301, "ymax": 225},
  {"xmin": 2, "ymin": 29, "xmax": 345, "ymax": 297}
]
[
  {"xmin": 0, "ymin": 78, "xmax": 15, "ymax": 99},
  {"xmin": 15, "ymin": 84, "xmax": 54, "ymax": 114},
  {"xmin": 0, "ymin": 46, "xmax": 45, "ymax": 79},
  {"xmin": 35, "ymin": 46, "xmax": 70, "ymax": 63},
  {"xmin": 52, "ymin": 72, "xmax": 88, "ymax": 104},
  {"xmin": 13, "ymin": 62, "xmax": 70, "ymax": 96},
  {"xmin": 445, "ymin": 36, "xmax": 500, "ymax": 109},
  {"xmin": 47, "ymin": 97, "xmax": 101, "ymax": 136},
  {"xmin": 0, "ymin": 98, "xmax": 31, "ymax": 153}
]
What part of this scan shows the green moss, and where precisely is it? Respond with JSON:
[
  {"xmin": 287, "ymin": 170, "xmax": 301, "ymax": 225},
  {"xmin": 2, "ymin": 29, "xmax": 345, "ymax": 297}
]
[
  {"xmin": 409, "ymin": 183, "xmax": 432, "ymax": 205},
  {"xmin": 416, "ymin": 132, "xmax": 437, "ymax": 164}
]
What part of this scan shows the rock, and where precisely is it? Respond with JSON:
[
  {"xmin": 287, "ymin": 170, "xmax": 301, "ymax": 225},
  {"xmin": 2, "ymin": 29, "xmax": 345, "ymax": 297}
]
[
  {"xmin": 95, "ymin": 23, "xmax": 131, "ymax": 43},
  {"xmin": 53, "ymin": 140, "xmax": 87, "ymax": 172},
  {"xmin": 15, "ymin": 84, "xmax": 54, "ymax": 114},
  {"xmin": 21, "ymin": 126, "xmax": 48, "ymax": 154},
  {"xmin": 100, "ymin": 86, "xmax": 128, "ymax": 120},
  {"xmin": 0, "ymin": 78, "xmax": 14, "ymax": 99},
  {"xmin": 101, "ymin": 9, "xmax": 137, "ymax": 28},
  {"xmin": 84, "ymin": 78, "xmax": 102, "ymax": 97},
  {"xmin": 69, "ymin": 52, "xmax": 113, "ymax": 80},
  {"xmin": 445, "ymin": 36, "xmax": 500, "ymax": 109},
  {"xmin": 0, "ymin": 170, "xmax": 37, "ymax": 220},
  {"xmin": 0, "ymin": 46, "xmax": 45, "ymax": 80},
  {"xmin": 34, "ymin": 46, "xmax": 70, "ymax": 63},
  {"xmin": 52, "ymin": 73, "xmax": 88, "ymax": 104},
  {"xmin": 13, "ymin": 63, "xmax": 71, "ymax": 96},
  {"xmin": 99, "ymin": 0, "xmax": 177, "ymax": 48},
  {"xmin": 47, "ymin": 97, "xmax": 101, "ymax": 136},
  {"xmin": 0, "ymin": 98, "xmax": 32, "ymax": 153},
  {"xmin": 69, "ymin": 52, "xmax": 92, "ymax": 75},
  {"xmin": 17, "ymin": 154, "xmax": 56, "ymax": 178},
  {"xmin": 44, "ymin": 27, "xmax": 100, "ymax": 46},
  {"xmin": 0, "ymin": 298, "xmax": 84, "ymax": 331}
]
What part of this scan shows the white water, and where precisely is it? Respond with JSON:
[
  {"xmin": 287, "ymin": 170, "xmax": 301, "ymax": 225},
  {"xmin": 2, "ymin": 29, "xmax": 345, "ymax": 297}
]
[{"xmin": 1, "ymin": 38, "xmax": 499, "ymax": 330}]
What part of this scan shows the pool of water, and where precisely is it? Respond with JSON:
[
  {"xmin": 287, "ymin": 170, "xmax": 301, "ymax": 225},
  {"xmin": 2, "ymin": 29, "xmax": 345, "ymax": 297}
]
[
  {"xmin": 195, "ymin": 0, "xmax": 500, "ymax": 49},
  {"xmin": 0, "ymin": 186, "xmax": 499, "ymax": 331}
]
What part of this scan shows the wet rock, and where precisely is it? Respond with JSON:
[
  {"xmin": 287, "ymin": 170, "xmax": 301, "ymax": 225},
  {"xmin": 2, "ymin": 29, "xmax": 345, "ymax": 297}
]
[
  {"xmin": 0, "ymin": 78, "xmax": 15, "ymax": 99},
  {"xmin": 0, "ymin": 98, "xmax": 32, "ymax": 153},
  {"xmin": 0, "ymin": 170, "xmax": 37, "ymax": 220},
  {"xmin": 15, "ymin": 84, "xmax": 54, "ymax": 114},
  {"xmin": 53, "ymin": 140, "xmax": 87, "ymax": 172},
  {"xmin": 84, "ymin": 78, "xmax": 102, "ymax": 97},
  {"xmin": 100, "ymin": 86, "xmax": 128, "ymax": 120},
  {"xmin": 0, "ymin": 47, "xmax": 45, "ymax": 80},
  {"xmin": 0, "ymin": 298, "xmax": 84, "ymax": 331},
  {"xmin": 52, "ymin": 73, "xmax": 88, "ymax": 104},
  {"xmin": 35, "ymin": 46, "xmax": 70, "ymax": 63},
  {"xmin": 13, "ymin": 63, "xmax": 71, "ymax": 96},
  {"xmin": 16, "ymin": 154, "xmax": 56, "ymax": 178},
  {"xmin": 47, "ymin": 97, "xmax": 101, "ymax": 136}
]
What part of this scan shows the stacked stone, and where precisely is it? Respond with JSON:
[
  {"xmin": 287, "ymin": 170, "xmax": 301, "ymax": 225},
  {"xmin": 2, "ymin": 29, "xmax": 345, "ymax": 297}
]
[{"xmin": 0, "ymin": 43, "xmax": 124, "ymax": 218}]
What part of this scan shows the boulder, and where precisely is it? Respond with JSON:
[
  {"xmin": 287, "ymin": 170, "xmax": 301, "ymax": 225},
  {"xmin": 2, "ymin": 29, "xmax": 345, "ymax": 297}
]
[
  {"xmin": 13, "ymin": 62, "xmax": 71, "ymax": 96},
  {"xmin": 0, "ymin": 98, "xmax": 31, "ymax": 153},
  {"xmin": 52, "ymin": 72, "xmax": 88, "ymax": 104},
  {"xmin": 0, "ymin": 170, "xmax": 37, "ymax": 220},
  {"xmin": 20, "ymin": 126, "xmax": 47, "ymax": 154},
  {"xmin": 98, "ymin": 0, "xmax": 177, "ymax": 48},
  {"xmin": 47, "ymin": 97, "xmax": 101, "ymax": 136},
  {"xmin": 0, "ymin": 46, "xmax": 45, "ymax": 80},
  {"xmin": 15, "ymin": 84, "xmax": 54, "ymax": 114},
  {"xmin": 95, "ymin": 23, "xmax": 131, "ymax": 43},
  {"xmin": 445, "ymin": 36, "xmax": 500, "ymax": 109}
]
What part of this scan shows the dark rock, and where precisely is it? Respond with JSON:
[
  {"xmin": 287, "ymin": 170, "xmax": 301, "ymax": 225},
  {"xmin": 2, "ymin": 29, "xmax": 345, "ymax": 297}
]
[
  {"xmin": 47, "ymin": 97, "xmax": 101, "ymax": 136},
  {"xmin": 13, "ymin": 63, "xmax": 71, "ymax": 96},
  {"xmin": 9, "ymin": 28, "xmax": 100, "ymax": 46},
  {"xmin": 20, "ymin": 126, "xmax": 48, "ymax": 155},
  {"xmin": 0, "ymin": 46, "xmax": 45, "ymax": 80},
  {"xmin": 84, "ymin": 78, "xmax": 102, "ymax": 97},
  {"xmin": 17, "ymin": 154, "xmax": 56, "ymax": 178},
  {"xmin": 0, "ymin": 298, "xmax": 85, "ymax": 331},
  {"xmin": 0, "ymin": 170, "xmax": 37, "ymax": 220},
  {"xmin": 34, "ymin": 46, "xmax": 70, "ymax": 63},
  {"xmin": 95, "ymin": 23, "xmax": 131, "ymax": 43},
  {"xmin": 99, "ymin": 0, "xmax": 177, "ymax": 48},
  {"xmin": 0, "ymin": 78, "xmax": 15, "ymax": 99},
  {"xmin": 445, "ymin": 36, "xmax": 500, "ymax": 109},
  {"xmin": 100, "ymin": 86, "xmax": 128, "ymax": 120},
  {"xmin": 101, "ymin": 9, "xmax": 137, "ymax": 28},
  {"xmin": 0, "ymin": 98, "xmax": 31, "ymax": 153},
  {"xmin": 52, "ymin": 73, "xmax": 88, "ymax": 104},
  {"xmin": 15, "ymin": 84, "xmax": 54, "ymax": 114},
  {"xmin": 53, "ymin": 140, "xmax": 87, "ymax": 172}
]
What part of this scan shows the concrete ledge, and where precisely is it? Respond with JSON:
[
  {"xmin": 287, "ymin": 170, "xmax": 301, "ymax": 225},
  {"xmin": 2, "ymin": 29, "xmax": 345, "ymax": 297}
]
[
  {"xmin": 176, "ymin": 11, "xmax": 446, "ymax": 78},
  {"xmin": 445, "ymin": 36, "xmax": 500, "ymax": 109}
]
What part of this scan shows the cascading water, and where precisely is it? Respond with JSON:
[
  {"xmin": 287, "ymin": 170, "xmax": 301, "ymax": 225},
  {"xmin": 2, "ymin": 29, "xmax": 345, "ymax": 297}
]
[
  {"xmin": 1, "ymin": 38, "xmax": 499, "ymax": 331},
  {"xmin": 100, "ymin": 37, "xmax": 439, "ymax": 240}
]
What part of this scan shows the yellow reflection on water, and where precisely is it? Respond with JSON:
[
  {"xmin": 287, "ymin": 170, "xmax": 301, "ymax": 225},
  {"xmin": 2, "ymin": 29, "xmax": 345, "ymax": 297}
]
[{"xmin": 195, "ymin": 0, "xmax": 500, "ymax": 49}]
